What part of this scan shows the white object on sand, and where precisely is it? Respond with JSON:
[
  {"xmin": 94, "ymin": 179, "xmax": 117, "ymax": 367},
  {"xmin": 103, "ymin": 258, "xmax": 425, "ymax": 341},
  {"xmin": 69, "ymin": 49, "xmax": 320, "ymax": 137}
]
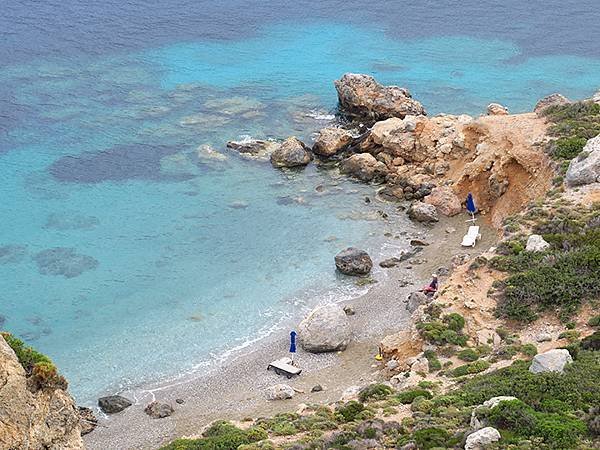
[
  {"xmin": 267, "ymin": 357, "xmax": 302, "ymax": 379},
  {"xmin": 461, "ymin": 226, "xmax": 481, "ymax": 247}
]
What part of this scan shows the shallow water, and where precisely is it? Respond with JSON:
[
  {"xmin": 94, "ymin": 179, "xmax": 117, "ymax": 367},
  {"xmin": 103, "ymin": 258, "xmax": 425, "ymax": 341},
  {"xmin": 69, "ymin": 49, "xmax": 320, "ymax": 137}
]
[{"xmin": 1, "ymin": 0, "xmax": 599, "ymax": 402}]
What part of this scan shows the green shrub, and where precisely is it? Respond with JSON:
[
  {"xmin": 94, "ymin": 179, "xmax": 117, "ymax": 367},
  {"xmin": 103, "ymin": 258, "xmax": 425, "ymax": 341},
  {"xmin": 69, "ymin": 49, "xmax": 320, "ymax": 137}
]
[
  {"xmin": 424, "ymin": 350, "xmax": 442, "ymax": 372},
  {"xmin": 588, "ymin": 315, "xmax": 600, "ymax": 327},
  {"xmin": 533, "ymin": 413, "xmax": 587, "ymax": 449},
  {"xmin": 558, "ymin": 330, "xmax": 580, "ymax": 342},
  {"xmin": 551, "ymin": 136, "xmax": 588, "ymax": 160},
  {"xmin": 411, "ymin": 397, "xmax": 434, "ymax": 413},
  {"xmin": 451, "ymin": 360, "xmax": 490, "ymax": 377},
  {"xmin": 411, "ymin": 427, "xmax": 451, "ymax": 449},
  {"xmin": 581, "ymin": 330, "xmax": 600, "ymax": 351},
  {"xmin": 335, "ymin": 401, "xmax": 365, "ymax": 423},
  {"xmin": 520, "ymin": 344, "xmax": 538, "ymax": 357},
  {"xmin": 487, "ymin": 400, "xmax": 537, "ymax": 434},
  {"xmin": 443, "ymin": 313, "xmax": 466, "ymax": 332},
  {"xmin": 162, "ymin": 420, "xmax": 262, "ymax": 450},
  {"xmin": 358, "ymin": 383, "xmax": 393, "ymax": 403},
  {"xmin": 457, "ymin": 348, "xmax": 480, "ymax": 362},
  {"xmin": 396, "ymin": 389, "xmax": 432, "ymax": 404}
]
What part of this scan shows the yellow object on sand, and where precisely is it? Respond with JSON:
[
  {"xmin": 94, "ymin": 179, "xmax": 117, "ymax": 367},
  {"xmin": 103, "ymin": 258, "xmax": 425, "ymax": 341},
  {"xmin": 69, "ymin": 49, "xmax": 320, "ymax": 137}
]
[{"xmin": 374, "ymin": 354, "xmax": 383, "ymax": 361}]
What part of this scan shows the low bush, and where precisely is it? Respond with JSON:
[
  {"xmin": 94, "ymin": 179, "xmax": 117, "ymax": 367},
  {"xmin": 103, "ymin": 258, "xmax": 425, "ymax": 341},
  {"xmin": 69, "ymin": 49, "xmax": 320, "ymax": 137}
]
[
  {"xmin": 450, "ymin": 360, "xmax": 490, "ymax": 377},
  {"xmin": 396, "ymin": 389, "xmax": 432, "ymax": 404},
  {"xmin": 581, "ymin": 330, "xmax": 600, "ymax": 351},
  {"xmin": 417, "ymin": 317, "xmax": 468, "ymax": 346},
  {"xmin": 358, "ymin": 383, "xmax": 393, "ymax": 403},
  {"xmin": 423, "ymin": 350, "xmax": 442, "ymax": 372},
  {"xmin": 161, "ymin": 421, "xmax": 266, "ymax": 450},
  {"xmin": 443, "ymin": 313, "xmax": 466, "ymax": 332},
  {"xmin": 335, "ymin": 401, "xmax": 365, "ymax": 423},
  {"xmin": 457, "ymin": 348, "xmax": 480, "ymax": 362},
  {"xmin": 588, "ymin": 315, "xmax": 600, "ymax": 327},
  {"xmin": 411, "ymin": 427, "xmax": 451, "ymax": 449}
]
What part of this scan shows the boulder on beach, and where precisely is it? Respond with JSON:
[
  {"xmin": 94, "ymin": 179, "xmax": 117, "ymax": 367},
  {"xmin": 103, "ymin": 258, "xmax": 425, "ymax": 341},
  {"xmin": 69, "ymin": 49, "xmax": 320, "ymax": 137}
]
[
  {"xmin": 340, "ymin": 153, "xmax": 387, "ymax": 182},
  {"xmin": 565, "ymin": 135, "xmax": 600, "ymax": 186},
  {"xmin": 335, "ymin": 247, "xmax": 373, "ymax": 275},
  {"xmin": 312, "ymin": 127, "xmax": 353, "ymax": 156},
  {"xmin": 424, "ymin": 186, "xmax": 462, "ymax": 216},
  {"xmin": 407, "ymin": 202, "xmax": 439, "ymax": 223},
  {"xmin": 334, "ymin": 73, "xmax": 426, "ymax": 122},
  {"xmin": 144, "ymin": 401, "xmax": 174, "ymax": 419},
  {"xmin": 379, "ymin": 257, "xmax": 401, "ymax": 268},
  {"xmin": 270, "ymin": 136, "xmax": 313, "ymax": 168},
  {"xmin": 265, "ymin": 384, "xmax": 295, "ymax": 400},
  {"xmin": 534, "ymin": 93, "xmax": 570, "ymax": 115},
  {"xmin": 406, "ymin": 292, "xmax": 428, "ymax": 313},
  {"xmin": 487, "ymin": 103, "xmax": 509, "ymax": 115},
  {"xmin": 98, "ymin": 395, "xmax": 132, "ymax": 414},
  {"xmin": 529, "ymin": 349, "xmax": 572, "ymax": 374},
  {"xmin": 298, "ymin": 303, "xmax": 351, "ymax": 353}
]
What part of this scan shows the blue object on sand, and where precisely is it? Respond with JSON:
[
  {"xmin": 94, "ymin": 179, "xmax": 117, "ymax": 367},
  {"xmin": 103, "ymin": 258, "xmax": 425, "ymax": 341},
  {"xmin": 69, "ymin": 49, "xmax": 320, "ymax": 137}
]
[
  {"xmin": 466, "ymin": 193, "xmax": 476, "ymax": 214},
  {"xmin": 289, "ymin": 331, "xmax": 297, "ymax": 353}
]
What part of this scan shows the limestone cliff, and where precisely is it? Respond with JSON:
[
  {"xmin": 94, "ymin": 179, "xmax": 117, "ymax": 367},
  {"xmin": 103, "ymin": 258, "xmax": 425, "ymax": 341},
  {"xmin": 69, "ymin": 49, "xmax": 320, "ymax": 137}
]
[{"xmin": 0, "ymin": 336, "xmax": 84, "ymax": 450}]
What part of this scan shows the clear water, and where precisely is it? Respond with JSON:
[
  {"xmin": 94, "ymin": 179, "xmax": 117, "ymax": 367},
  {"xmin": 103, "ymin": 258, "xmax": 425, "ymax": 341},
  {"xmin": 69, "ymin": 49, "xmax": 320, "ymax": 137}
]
[{"xmin": 1, "ymin": 0, "xmax": 599, "ymax": 402}]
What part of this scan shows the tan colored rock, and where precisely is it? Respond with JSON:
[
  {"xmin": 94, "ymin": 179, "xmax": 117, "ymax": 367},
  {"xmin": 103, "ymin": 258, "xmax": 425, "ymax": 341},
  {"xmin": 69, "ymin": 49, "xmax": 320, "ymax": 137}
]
[
  {"xmin": 340, "ymin": 153, "xmax": 387, "ymax": 182},
  {"xmin": 380, "ymin": 329, "xmax": 422, "ymax": 368},
  {"xmin": 0, "ymin": 336, "xmax": 84, "ymax": 449},
  {"xmin": 487, "ymin": 103, "xmax": 509, "ymax": 115},
  {"xmin": 312, "ymin": 127, "xmax": 353, "ymax": 156},
  {"xmin": 534, "ymin": 93, "xmax": 570, "ymax": 115},
  {"xmin": 424, "ymin": 186, "xmax": 462, "ymax": 216},
  {"xmin": 270, "ymin": 136, "xmax": 312, "ymax": 168}
]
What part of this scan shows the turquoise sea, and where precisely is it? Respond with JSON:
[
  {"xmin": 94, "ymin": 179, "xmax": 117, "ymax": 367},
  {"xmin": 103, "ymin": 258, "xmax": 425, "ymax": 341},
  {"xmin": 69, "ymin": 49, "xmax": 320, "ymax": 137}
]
[{"xmin": 1, "ymin": 0, "xmax": 599, "ymax": 402}]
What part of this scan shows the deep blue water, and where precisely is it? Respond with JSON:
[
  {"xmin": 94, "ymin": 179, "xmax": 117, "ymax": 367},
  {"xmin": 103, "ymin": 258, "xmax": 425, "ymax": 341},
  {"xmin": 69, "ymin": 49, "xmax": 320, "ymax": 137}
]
[{"xmin": 1, "ymin": 0, "xmax": 599, "ymax": 402}]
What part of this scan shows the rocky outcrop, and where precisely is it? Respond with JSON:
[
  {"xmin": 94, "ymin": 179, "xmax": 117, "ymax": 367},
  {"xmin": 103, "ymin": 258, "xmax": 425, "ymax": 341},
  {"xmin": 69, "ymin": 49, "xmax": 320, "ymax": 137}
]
[
  {"xmin": 487, "ymin": 103, "xmax": 508, "ymax": 115},
  {"xmin": 405, "ymin": 292, "xmax": 428, "ymax": 313},
  {"xmin": 144, "ymin": 401, "xmax": 174, "ymax": 419},
  {"xmin": 465, "ymin": 427, "xmax": 501, "ymax": 450},
  {"xmin": 265, "ymin": 384, "xmax": 295, "ymax": 401},
  {"xmin": 534, "ymin": 93, "xmax": 570, "ymax": 114},
  {"xmin": 335, "ymin": 247, "xmax": 373, "ymax": 275},
  {"xmin": 529, "ymin": 349, "xmax": 573, "ymax": 374},
  {"xmin": 565, "ymin": 135, "xmax": 600, "ymax": 186},
  {"xmin": 298, "ymin": 303, "xmax": 351, "ymax": 353},
  {"xmin": 270, "ymin": 137, "xmax": 313, "ymax": 168},
  {"xmin": 98, "ymin": 395, "xmax": 132, "ymax": 414},
  {"xmin": 379, "ymin": 329, "xmax": 422, "ymax": 366},
  {"xmin": 312, "ymin": 127, "xmax": 353, "ymax": 156},
  {"xmin": 340, "ymin": 153, "xmax": 387, "ymax": 182},
  {"xmin": 525, "ymin": 234, "xmax": 550, "ymax": 252},
  {"xmin": 424, "ymin": 186, "xmax": 462, "ymax": 216},
  {"xmin": 227, "ymin": 139, "xmax": 280, "ymax": 161},
  {"xmin": 0, "ymin": 336, "xmax": 84, "ymax": 449},
  {"xmin": 334, "ymin": 74, "xmax": 426, "ymax": 122},
  {"xmin": 407, "ymin": 202, "xmax": 439, "ymax": 223}
]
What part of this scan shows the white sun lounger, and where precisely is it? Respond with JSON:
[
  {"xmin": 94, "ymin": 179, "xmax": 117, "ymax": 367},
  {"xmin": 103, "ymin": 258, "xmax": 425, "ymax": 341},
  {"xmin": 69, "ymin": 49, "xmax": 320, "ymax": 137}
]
[
  {"xmin": 461, "ymin": 226, "xmax": 481, "ymax": 247},
  {"xmin": 267, "ymin": 357, "xmax": 302, "ymax": 379}
]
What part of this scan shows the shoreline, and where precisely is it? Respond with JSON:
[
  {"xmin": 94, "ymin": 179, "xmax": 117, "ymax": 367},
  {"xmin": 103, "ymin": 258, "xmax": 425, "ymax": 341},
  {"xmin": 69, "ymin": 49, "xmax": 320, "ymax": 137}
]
[{"xmin": 84, "ymin": 214, "xmax": 497, "ymax": 450}]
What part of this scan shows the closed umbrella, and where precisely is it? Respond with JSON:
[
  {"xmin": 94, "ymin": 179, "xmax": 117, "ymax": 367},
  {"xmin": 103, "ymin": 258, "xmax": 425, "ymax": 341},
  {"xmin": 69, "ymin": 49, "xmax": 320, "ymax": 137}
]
[
  {"xmin": 466, "ymin": 193, "xmax": 477, "ymax": 222},
  {"xmin": 289, "ymin": 331, "xmax": 297, "ymax": 364}
]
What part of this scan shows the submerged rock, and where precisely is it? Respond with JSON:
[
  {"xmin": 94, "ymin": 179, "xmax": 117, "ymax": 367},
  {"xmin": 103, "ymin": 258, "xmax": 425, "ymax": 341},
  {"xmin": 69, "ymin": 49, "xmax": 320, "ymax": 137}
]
[
  {"xmin": 144, "ymin": 401, "xmax": 174, "ymax": 419},
  {"xmin": 226, "ymin": 139, "xmax": 280, "ymax": 161},
  {"xmin": 407, "ymin": 202, "xmax": 439, "ymax": 223},
  {"xmin": 534, "ymin": 93, "xmax": 570, "ymax": 114},
  {"xmin": 196, "ymin": 144, "xmax": 227, "ymax": 162},
  {"xmin": 334, "ymin": 73, "xmax": 426, "ymax": 122},
  {"xmin": 340, "ymin": 153, "xmax": 387, "ymax": 182},
  {"xmin": 98, "ymin": 395, "xmax": 132, "ymax": 414},
  {"xmin": 270, "ymin": 137, "xmax": 313, "ymax": 168},
  {"xmin": 298, "ymin": 303, "xmax": 351, "ymax": 353},
  {"xmin": 335, "ymin": 247, "xmax": 373, "ymax": 275},
  {"xmin": 33, "ymin": 247, "xmax": 98, "ymax": 278},
  {"xmin": 0, "ymin": 244, "xmax": 27, "ymax": 265},
  {"xmin": 565, "ymin": 135, "xmax": 600, "ymax": 186},
  {"xmin": 312, "ymin": 127, "xmax": 353, "ymax": 156},
  {"xmin": 265, "ymin": 384, "xmax": 295, "ymax": 400},
  {"xmin": 529, "ymin": 349, "xmax": 572, "ymax": 374}
]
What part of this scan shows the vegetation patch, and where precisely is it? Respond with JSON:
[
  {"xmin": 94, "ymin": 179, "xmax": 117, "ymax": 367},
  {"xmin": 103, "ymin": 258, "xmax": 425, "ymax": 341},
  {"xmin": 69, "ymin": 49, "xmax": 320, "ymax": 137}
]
[
  {"xmin": 417, "ymin": 313, "xmax": 468, "ymax": 346},
  {"xmin": 358, "ymin": 383, "xmax": 393, "ymax": 403},
  {"xmin": 161, "ymin": 421, "xmax": 267, "ymax": 450}
]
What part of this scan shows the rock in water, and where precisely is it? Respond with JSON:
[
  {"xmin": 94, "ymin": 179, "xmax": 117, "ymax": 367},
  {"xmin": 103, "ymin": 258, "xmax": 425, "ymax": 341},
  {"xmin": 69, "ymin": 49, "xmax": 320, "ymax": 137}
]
[
  {"xmin": 340, "ymin": 153, "xmax": 387, "ymax": 182},
  {"xmin": 335, "ymin": 247, "xmax": 373, "ymax": 275},
  {"xmin": 424, "ymin": 186, "xmax": 462, "ymax": 216},
  {"xmin": 465, "ymin": 427, "xmax": 501, "ymax": 450},
  {"xmin": 265, "ymin": 384, "xmax": 295, "ymax": 400},
  {"xmin": 144, "ymin": 401, "xmax": 174, "ymax": 419},
  {"xmin": 98, "ymin": 395, "xmax": 132, "ymax": 414},
  {"xmin": 312, "ymin": 127, "xmax": 353, "ymax": 156},
  {"xmin": 407, "ymin": 202, "xmax": 439, "ymax": 223},
  {"xmin": 534, "ymin": 93, "xmax": 570, "ymax": 114},
  {"xmin": 565, "ymin": 135, "xmax": 600, "ymax": 186},
  {"xmin": 529, "ymin": 349, "xmax": 573, "ymax": 374},
  {"xmin": 270, "ymin": 136, "xmax": 312, "ymax": 168},
  {"xmin": 298, "ymin": 303, "xmax": 351, "ymax": 353},
  {"xmin": 226, "ymin": 139, "xmax": 280, "ymax": 161},
  {"xmin": 525, "ymin": 234, "xmax": 550, "ymax": 252},
  {"xmin": 334, "ymin": 73, "xmax": 426, "ymax": 122},
  {"xmin": 0, "ymin": 335, "xmax": 84, "ymax": 449},
  {"xmin": 487, "ymin": 103, "xmax": 509, "ymax": 115}
]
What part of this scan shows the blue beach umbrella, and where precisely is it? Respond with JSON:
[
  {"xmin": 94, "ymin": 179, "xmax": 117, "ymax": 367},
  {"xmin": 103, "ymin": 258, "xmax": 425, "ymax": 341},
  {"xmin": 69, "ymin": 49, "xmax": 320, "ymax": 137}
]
[
  {"xmin": 289, "ymin": 331, "xmax": 297, "ymax": 364},
  {"xmin": 466, "ymin": 193, "xmax": 476, "ymax": 222}
]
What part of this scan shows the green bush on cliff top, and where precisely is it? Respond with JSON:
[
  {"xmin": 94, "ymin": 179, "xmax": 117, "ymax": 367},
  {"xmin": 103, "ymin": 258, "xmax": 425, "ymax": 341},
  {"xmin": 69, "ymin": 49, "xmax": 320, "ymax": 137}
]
[{"xmin": 160, "ymin": 421, "xmax": 267, "ymax": 450}]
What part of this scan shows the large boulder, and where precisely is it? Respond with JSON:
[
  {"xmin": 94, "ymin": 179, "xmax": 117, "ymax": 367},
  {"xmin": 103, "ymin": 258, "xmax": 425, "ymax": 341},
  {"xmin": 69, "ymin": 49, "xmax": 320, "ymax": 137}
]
[
  {"xmin": 407, "ymin": 202, "xmax": 439, "ymax": 223},
  {"xmin": 534, "ymin": 93, "xmax": 570, "ymax": 115},
  {"xmin": 0, "ymin": 335, "xmax": 83, "ymax": 449},
  {"xmin": 265, "ymin": 384, "xmax": 295, "ymax": 401},
  {"xmin": 298, "ymin": 303, "xmax": 351, "ymax": 353},
  {"xmin": 465, "ymin": 427, "xmax": 501, "ymax": 450},
  {"xmin": 406, "ymin": 292, "xmax": 428, "ymax": 313},
  {"xmin": 144, "ymin": 401, "xmax": 174, "ymax": 419},
  {"xmin": 335, "ymin": 247, "xmax": 373, "ymax": 276},
  {"xmin": 487, "ymin": 103, "xmax": 508, "ymax": 115},
  {"xmin": 525, "ymin": 234, "xmax": 550, "ymax": 252},
  {"xmin": 529, "ymin": 349, "xmax": 573, "ymax": 374},
  {"xmin": 98, "ymin": 395, "xmax": 133, "ymax": 414},
  {"xmin": 565, "ymin": 135, "xmax": 600, "ymax": 186},
  {"xmin": 340, "ymin": 153, "xmax": 387, "ymax": 182},
  {"xmin": 334, "ymin": 73, "xmax": 426, "ymax": 122},
  {"xmin": 424, "ymin": 186, "xmax": 462, "ymax": 216},
  {"xmin": 313, "ymin": 127, "xmax": 353, "ymax": 156},
  {"xmin": 270, "ymin": 137, "xmax": 313, "ymax": 168},
  {"xmin": 227, "ymin": 138, "xmax": 280, "ymax": 161}
]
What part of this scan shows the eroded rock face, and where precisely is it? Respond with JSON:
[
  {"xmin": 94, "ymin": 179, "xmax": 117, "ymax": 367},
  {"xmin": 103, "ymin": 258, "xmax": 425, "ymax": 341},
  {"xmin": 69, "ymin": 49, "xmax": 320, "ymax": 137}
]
[
  {"xmin": 529, "ymin": 349, "xmax": 573, "ymax": 374},
  {"xmin": 424, "ymin": 186, "xmax": 462, "ymax": 216},
  {"xmin": 0, "ymin": 336, "xmax": 84, "ymax": 449},
  {"xmin": 298, "ymin": 303, "xmax": 351, "ymax": 353},
  {"xmin": 565, "ymin": 135, "xmax": 600, "ymax": 186},
  {"xmin": 407, "ymin": 202, "xmax": 439, "ymax": 223},
  {"xmin": 534, "ymin": 93, "xmax": 570, "ymax": 114},
  {"xmin": 340, "ymin": 153, "xmax": 387, "ymax": 182},
  {"xmin": 334, "ymin": 73, "xmax": 426, "ymax": 122},
  {"xmin": 312, "ymin": 127, "xmax": 353, "ymax": 156},
  {"xmin": 270, "ymin": 137, "xmax": 313, "ymax": 168},
  {"xmin": 335, "ymin": 247, "xmax": 373, "ymax": 276}
]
